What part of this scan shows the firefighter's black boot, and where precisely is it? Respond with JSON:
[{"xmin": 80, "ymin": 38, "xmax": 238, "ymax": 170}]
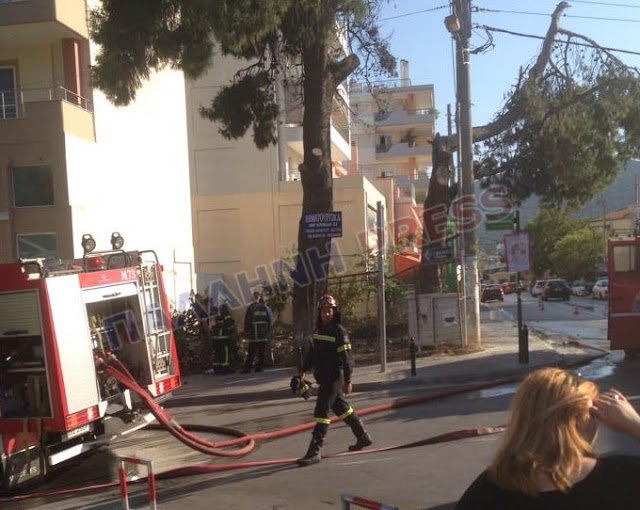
[
  {"xmin": 345, "ymin": 415, "xmax": 373, "ymax": 452},
  {"xmin": 297, "ymin": 424, "xmax": 327, "ymax": 467}
]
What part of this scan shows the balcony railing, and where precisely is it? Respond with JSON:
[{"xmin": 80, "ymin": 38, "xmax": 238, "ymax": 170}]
[
  {"xmin": 0, "ymin": 86, "xmax": 93, "ymax": 119},
  {"xmin": 374, "ymin": 108, "xmax": 433, "ymax": 122},
  {"xmin": 350, "ymin": 79, "xmax": 413, "ymax": 93}
]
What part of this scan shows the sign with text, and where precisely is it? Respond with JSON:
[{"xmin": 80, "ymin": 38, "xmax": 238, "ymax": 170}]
[
  {"xmin": 425, "ymin": 245, "xmax": 454, "ymax": 264},
  {"xmin": 504, "ymin": 232, "xmax": 532, "ymax": 273},
  {"xmin": 486, "ymin": 211, "xmax": 514, "ymax": 231},
  {"xmin": 303, "ymin": 211, "xmax": 343, "ymax": 239}
]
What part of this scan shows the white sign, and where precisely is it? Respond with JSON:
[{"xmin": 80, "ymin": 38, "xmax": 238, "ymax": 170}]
[{"xmin": 504, "ymin": 232, "xmax": 532, "ymax": 273}]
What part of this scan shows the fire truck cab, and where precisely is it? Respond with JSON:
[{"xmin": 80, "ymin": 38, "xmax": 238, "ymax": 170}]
[
  {"xmin": 607, "ymin": 235, "xmax": 640, "ymax": 354},
  {"xmin": 0, "ymin": 247, "xmax": 181, "ymax": 490}
]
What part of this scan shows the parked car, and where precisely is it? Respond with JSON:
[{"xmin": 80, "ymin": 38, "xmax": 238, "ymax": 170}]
[
  {"xmin": 571, "ymin": 281, "xmax": 589, "ymax": 296},
  {"xmin": 543, "ymin": 279, "xmax": 572, "ymax": 300},
  {"xmin": 592, "ymin": 279, "xmax": 609, "ymax": 299},
  {"xmin": 530, "ymin": 280, "xmax": 547, "ymax": 297},
  {"xmin": 481, "ymin": 284, "xmax": 504, "ymax": 303}
]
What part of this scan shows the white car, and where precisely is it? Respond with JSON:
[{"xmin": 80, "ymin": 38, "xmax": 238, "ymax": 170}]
[
  {"xmin": 530, "ymin": 280, "xmax": 546, "ymax": 297},
  {"xmin": 592, "ymin": 279, "xmax": 608, "ymax": 299},
  {"xmin": 571, "ymin": 281, "xmax": 589, "ymax": 296}
]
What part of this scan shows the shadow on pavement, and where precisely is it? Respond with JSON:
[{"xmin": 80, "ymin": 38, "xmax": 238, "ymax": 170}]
[{"xmin": 62, "ymin": 463, "xmax": 299, "ymax": 510}]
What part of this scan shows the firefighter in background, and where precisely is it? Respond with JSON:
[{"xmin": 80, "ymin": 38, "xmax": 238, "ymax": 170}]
[
  {"xmin": 297, "ymin": 294, "xmax": 372, "ymax": 466},
  {"xmin": 206, "ymin": 301, "xmax": 238, "ymax": 374},
  {"xmin": 241, "ymin": 291, "xmax": 272, "ymax": 373}
]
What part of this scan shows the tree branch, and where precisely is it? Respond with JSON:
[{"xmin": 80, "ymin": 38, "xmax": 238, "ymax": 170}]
[
  {"xmin": 441, "ymin": 1, "xmax": 570, "ymax": 150},
  {"xmin": 329, "ymin": 53, "xmax": 360, "ymax": 84}
]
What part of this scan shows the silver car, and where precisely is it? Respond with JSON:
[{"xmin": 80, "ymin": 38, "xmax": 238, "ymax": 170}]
[
  {"xmin": 530, "ymin": 280, "xmax": 546, "ymax": 297},
  {"xmin": 592, "ymin": 279, "xmax": 608, "ymax": 299}
]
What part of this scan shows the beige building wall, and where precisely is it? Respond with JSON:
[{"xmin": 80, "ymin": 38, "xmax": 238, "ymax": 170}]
[{"xmin": 191, "ymin": 177, "xmax": 386, "ymax": 309}]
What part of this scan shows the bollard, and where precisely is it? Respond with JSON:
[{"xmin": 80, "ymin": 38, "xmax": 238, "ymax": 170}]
[
  {"xmin": 409, "ymin": 336, "xmax": 417, "ymax": 377},
  {"xmin": 518, "ymin": 324, "xmax": 529, "ymax": 365}
]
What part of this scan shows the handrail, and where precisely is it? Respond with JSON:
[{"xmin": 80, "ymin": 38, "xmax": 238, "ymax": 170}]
[{"xmin": 0, "ymin": 86, "xmax": 93, "ymax": 120}]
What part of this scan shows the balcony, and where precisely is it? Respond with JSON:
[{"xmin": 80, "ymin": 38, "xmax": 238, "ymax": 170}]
[
  {"xmin": 1, "ymin": 86, "xmax": 92, "ymax": 120},
  {"xmin": 374, "ymin": 109, "xmax": 434, "ymax": 128},
  {"xmin": 0, "ymin": 88, "xmax": 95, "ymax": 142},
  {"xmin": 375, "ymin": 139, "xmax": 432, "ymax": 160},
  {"xmin": 0, "ymin": 0, "xmax": 89, "ymax": 47},
  {"xmin": 350, "ymin": 79, "xmax": 412, "ymax": 93},
  {"xmin": 285, "ymin": 122, "xmax": 351, "ymax": 162}
]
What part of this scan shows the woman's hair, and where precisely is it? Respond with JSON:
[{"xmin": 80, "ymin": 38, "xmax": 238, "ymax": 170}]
[{"xmin": 488, "ymin": 367, "xmax": 599, "ymax": 496}]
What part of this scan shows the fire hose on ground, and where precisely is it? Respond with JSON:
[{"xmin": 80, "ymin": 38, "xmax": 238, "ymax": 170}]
[{"xmin": 0, "ymin": 346, "xmax": 610, "ymax": 503}]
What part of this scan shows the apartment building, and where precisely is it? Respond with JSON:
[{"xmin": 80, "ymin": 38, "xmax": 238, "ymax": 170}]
[
  {"xmin": 185, "ymin": 44, "xmax": 389, "ymax": 307},
  {"xmin": 0, "ymin": 0, "xmax": 194, "ymax": 307},
  {"xmin": 350, "ymin": 60, "xmax": 436, "ymax": 274}
]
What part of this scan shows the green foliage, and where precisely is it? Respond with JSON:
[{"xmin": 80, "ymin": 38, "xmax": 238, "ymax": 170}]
[
  {"xmin": 524, "ymin": 208, "xmax": 577, "ymax": 276},
  {"xmin": 200, "ymin": 72, "xmax": 278, "ymax": 149},
  {"xmin": 478, "ymin": 40, "xmax": 640, "ymax": 209},
  {"xmin": 262, "ymin": 279, "xmax": 292, "ymax": 325},
  {"xmin": 550, "ymin": 224, "xmax": 603, "ymax": 282},
  {"xmin": 90, "ymin": 0, "xmax": 216, "ymax": 105}
]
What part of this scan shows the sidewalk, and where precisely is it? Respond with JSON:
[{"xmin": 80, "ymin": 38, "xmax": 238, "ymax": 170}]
[{"xmin": 173, "ymin": 315, "xmax": 602, "ymax": 406}]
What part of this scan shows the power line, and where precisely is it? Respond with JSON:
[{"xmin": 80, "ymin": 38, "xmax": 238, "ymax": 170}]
[
  {"xmin": 378, "ymin": 4, "xmax": 449, "ymax": 23},
  {"xmin": 482, "ymin": 0, "xmax": 640, "ymax": 8},
  {"xmin": 476, "ymin": 7, "xmax": 640, "ymax": 24},
  {"xmin": 549, "ymin": 0, "xmax": 640, "ymax": 8},
  {"xmin": 479, "ymin": 24, "xmax": 640, "ymax": 58}
]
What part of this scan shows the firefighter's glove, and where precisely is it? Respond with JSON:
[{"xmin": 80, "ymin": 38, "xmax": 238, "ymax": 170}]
[{"xmin": 290, "ymin": 376, "xmax": 313, "ymax": 400}]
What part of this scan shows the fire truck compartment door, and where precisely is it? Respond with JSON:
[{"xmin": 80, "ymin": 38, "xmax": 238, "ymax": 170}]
[
  {"xmin": 46, "ymin": 275, "xmax": 100, "ymax": 414},
  {"xmin": 0, "ymin": 290, "xmax": 41, "ymax": 337}
]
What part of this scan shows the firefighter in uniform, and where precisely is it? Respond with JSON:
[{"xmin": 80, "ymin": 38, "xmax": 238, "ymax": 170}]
[
  {"xmin": 208, "ymin": 302, "xmax": 237, "ymax": 374},
  {"xmin": 297, "ymin": 294, "xmax": 372, "ymax": 466},
  {"xmin": 241, "ymin": 291, "xmax": 272, "ymax": 373}
]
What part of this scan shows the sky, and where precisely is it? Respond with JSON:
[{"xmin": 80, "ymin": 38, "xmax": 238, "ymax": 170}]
[{"xmin": 376, "ymin": 0, "xmax": 640, "ymax": 130}]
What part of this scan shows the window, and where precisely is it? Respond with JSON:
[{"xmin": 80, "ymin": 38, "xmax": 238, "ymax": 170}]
[
  {"xmin": 613, "ymin": 245, "xmax": 637, "ymax": 273},
  {"xmin": 0, "ymin": 66, "xmax": 17, "ymax": 119},
  {"xmin": 12, "ymin": 166, "xmax": 54, "ymax": 207},
  {"xmin": 17, "ymin": 233, "xmax": 57, "ymax": 260}
]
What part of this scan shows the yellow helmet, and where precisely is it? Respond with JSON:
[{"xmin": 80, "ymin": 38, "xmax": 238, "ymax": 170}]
[{"xmin": 317, "ymin": 294, "xmax": 338, "ymax": 309}]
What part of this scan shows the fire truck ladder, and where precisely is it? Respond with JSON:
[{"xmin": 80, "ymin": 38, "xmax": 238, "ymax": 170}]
[{"xmin": 138, "ymin": 251, "xmax": 172, "ymax": 379}]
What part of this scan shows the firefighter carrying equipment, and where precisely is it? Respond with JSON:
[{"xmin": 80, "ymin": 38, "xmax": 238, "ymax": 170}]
[{"xmin": 290, "ymin": 376, "xmax": 313, "ymax": 400}]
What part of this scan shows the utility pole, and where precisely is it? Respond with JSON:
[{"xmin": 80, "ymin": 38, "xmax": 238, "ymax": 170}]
[{"xmin": 448, "ymin": 0, "xmax": 480, "ymax": 344}]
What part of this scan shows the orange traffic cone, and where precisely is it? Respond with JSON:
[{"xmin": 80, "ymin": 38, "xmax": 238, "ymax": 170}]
[
  {"xmin": 573, "ymin": 302, "xmax": 579, "ymax": 315},
  {"xmin": 538, "ymin": 297, "xmax": 544, "ymax": 311}
]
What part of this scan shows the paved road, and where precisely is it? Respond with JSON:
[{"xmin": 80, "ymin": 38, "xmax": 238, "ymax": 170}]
[{"xmin": 4, "ymin": 307, "xmax": 638, "ymax": 510}]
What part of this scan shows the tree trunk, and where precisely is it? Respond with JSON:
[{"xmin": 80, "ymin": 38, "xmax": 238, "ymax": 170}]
[
  {"xmin": 420, "ymin": 134, "xmax": 456, "ymax": 292},
  {"xmin": 292, "ymin": 41, "xmax": 335, "ymax": 359}
]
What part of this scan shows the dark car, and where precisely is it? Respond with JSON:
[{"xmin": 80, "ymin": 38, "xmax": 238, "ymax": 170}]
[
  {"xmin": 481, "ymin": 284, "xmax": 504, "ymax": 303},
  {"xmin": 542, "ymin": 279, "xmax": 571, "ymax": 301}
]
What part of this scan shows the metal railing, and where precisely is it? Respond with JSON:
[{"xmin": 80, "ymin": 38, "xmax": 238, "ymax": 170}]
[
  {"xmin": 350, "ymin": 79, "xmax": 412, "ymax": 93},
  {"xmin": 374, "ymin": 108, "xmax": 433, "ymax": 122},
  {"xmin": 0, "ymin": 86, "xmax": 93, "ymax": 120}
]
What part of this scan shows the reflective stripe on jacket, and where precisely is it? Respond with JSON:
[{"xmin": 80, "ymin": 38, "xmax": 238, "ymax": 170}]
[{"xmin": 302, "ymin": 322, "xmax": 353, "ymax": 383}]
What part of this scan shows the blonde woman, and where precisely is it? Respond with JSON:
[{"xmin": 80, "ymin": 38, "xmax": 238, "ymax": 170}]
[{"xmin": 456, "ymin": 367, "xmax": 640, "ymax": 509}]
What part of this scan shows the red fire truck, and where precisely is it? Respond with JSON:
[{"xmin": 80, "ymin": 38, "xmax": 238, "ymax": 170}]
[
  {"xmin": 607, "ymin": 235, "xmax": 640, "ymax": 355},
  {"xmin": 0, "ymin": 246, "xmax": 181, "ymax": 490}
]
